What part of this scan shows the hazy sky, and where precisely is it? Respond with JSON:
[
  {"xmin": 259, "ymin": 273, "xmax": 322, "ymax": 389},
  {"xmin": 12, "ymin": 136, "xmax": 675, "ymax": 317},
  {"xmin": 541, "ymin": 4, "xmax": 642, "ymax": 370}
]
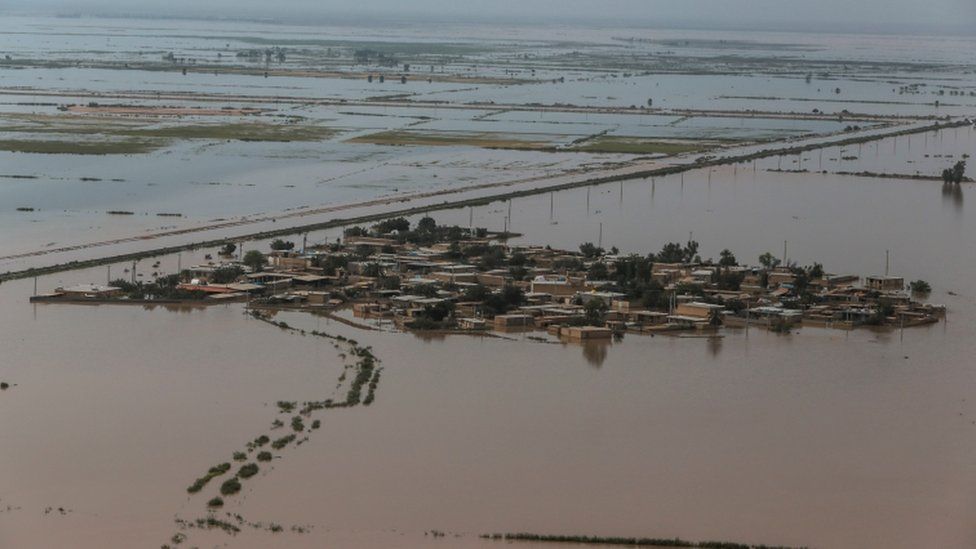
[{"xmin": 5, "ymin": 0, "xmax": 976, "ymax": 33}]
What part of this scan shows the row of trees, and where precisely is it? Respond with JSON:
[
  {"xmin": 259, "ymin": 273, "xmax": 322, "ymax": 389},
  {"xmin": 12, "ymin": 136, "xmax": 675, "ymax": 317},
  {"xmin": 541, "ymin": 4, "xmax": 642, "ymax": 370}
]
[{"xmin": 941, "ymin": 161, "xmax": 967, "ymax": 184}]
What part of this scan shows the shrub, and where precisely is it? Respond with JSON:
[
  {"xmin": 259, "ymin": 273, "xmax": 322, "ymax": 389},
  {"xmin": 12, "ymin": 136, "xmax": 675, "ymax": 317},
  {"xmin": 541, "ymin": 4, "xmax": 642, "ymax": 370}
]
[
  {"xmin": 219, "ymin": 478, "xmax": 242, "ymax": 496},
  {"xmin": 271, "ymin": 434, "xmax": 296, "ymax": 450},
  {"xmin": 257, "ymin": 451, "xmax": 273, "ymax": 462},
  {"xmin": 238, "ymin": 463, "xmax": 259, "ymax": 479},
  {"xmin": 207, "ymin": 497, "xmax": 223, "ymax": 508}
]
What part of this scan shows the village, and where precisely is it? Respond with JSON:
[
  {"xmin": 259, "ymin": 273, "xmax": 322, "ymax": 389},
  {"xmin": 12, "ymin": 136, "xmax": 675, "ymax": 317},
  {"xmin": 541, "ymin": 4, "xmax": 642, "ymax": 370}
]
[{"xmin": 29, "ymin": 216, "xmax": 945, "ymax": 341}]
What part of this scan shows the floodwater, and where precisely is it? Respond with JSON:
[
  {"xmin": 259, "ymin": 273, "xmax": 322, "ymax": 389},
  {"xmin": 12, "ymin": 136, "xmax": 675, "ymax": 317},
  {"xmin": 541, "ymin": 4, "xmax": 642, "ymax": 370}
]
[
  {"xmin": 2, "ymin": 15, "xmax": 976, "ymax": 549},
  {"xmin": 2, "ymin": 123, "xmax": 975, "ymax": 548},
  {"xmin": 1, "ymin": 15, "xmax": 975, "ymax": 270}
]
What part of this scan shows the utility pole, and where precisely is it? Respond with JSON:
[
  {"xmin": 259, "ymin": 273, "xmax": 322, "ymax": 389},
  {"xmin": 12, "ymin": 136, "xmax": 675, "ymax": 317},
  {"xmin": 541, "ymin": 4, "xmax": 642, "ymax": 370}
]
[
  {"xmin": 783, "ymin": 240, "xmax": 788, "ymax": 266},
  {"xmin": 598, "ymin": 222, "xmax": 603, "ymax": 249},
  {"xmin": 885, "ymin": 249, "xmax": 890, "ymax": 277},
  {"xmin": 549, "ymin": 192, "xmax": 554, "ymax": 222},
  {"xmin": 177, "ymin": 253, "xmax": 182, "ymax": 273},
  {"xmin": 107, "ymin": 266, "xmax": 111, "ymax": 285}
]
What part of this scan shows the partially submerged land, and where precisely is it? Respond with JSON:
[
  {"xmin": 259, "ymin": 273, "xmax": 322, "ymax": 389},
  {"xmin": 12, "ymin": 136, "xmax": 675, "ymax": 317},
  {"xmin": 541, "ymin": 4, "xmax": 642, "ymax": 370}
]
[{"xmin": 32, "ymin": 217, "xmax": 945, "ymax": 337}]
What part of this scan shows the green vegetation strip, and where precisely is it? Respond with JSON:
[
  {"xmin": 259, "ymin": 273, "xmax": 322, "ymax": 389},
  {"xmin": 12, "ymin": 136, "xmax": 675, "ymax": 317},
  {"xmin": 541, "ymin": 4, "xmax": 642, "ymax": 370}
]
[
  {"xmin": 480, "ymin": 533, "xmax": 805, "ymax": 548},
  {"xmin": 0, "ymin": 139, "xmax": 159, "ymax": 155}
]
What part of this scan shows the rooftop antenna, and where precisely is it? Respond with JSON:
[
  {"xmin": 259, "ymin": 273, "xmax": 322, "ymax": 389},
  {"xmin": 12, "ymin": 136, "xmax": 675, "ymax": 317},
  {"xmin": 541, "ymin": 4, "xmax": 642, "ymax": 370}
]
[{"xmin": 302, "ymin": 233, "xmax": 308, "ymax": 254}]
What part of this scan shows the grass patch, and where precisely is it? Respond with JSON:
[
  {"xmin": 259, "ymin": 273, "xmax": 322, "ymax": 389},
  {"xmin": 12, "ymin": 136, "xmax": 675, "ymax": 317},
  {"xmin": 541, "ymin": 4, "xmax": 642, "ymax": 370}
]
[
  {"xmin": 572, "ymin": 136, "xmax": 708, "ymax": 155},
  {"xmin": 0, "ymin": 139, "xmax": 160, "ymax": 155},
  {"xmin": 125, "ymin": 123, "xmax": 335, "ymax": 142},
  {"xmin": 349, "ymin": 130, "xmax": 553, "ymax": 150}
]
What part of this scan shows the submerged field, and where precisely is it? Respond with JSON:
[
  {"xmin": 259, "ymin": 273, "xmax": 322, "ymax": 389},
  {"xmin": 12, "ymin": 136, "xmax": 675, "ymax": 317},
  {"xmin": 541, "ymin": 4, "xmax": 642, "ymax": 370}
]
[{"xmin": 0, "ymin": 112, "xmax": 338, "ymax": 154}]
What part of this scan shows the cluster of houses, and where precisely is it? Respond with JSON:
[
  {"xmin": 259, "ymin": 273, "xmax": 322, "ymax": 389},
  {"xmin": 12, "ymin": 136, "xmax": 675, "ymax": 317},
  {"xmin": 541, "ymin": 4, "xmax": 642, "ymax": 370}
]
[{"xmin": 32, "ymin": 231, "xmax": 944, "ymax": 338}]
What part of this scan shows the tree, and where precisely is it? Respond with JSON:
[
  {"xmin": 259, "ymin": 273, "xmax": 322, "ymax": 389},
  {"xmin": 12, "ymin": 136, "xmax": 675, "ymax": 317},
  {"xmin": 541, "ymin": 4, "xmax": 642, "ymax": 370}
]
[
  {"xmin": 211, "ymin": 265, "xmax": 244, "ymax": 284},
  {"xmin": 417, "ymin": 216, "xmax": 437, "ymax": 233},
  {"xmin": 270, "ymin": 239, "xmax": 295, "ymax": 251},
  {"xmin": 219, "ymin": 242, "xmax": 237, "ymax": 256},
  {"xmin": 483, "ymin": 284, "xmax": 525, "ymax": 316},
  {"xmin": 463, "ymin": 284, "xmax": 490, "ymax": 302},
  {"xmin": 708, "ymin": 308, "xmax": 723, "ymax": 327},
  {"xmin": 579, "ymin": 242, "xmax": 604, "ymax": 258},
  {"xmin": 682, "ymin": 240, "xmax": 699, "ymax": 263},
  {"xmin": 583, "ymin": 299, "xmax": 608, "ymax": 326},
  {"xmin": 909, "ymin": 280, "xmax": 932, "ymax": 295},
  {"xmin": 362, "ymin": 262, "xmax": 384, "ymax": 277},
  {"xmin": 655, "ymin": 242, "xmax": 685, "ymax": 263},
  {"xmin": 759, "ymin": 252, "xmax": 781, "ymax": 270},
  {"xmin": 587, "ymin": 261, "xmax": 609, "ymax": 280},
  {"xmin": 373, "ymin": 217, "xmax": 410, "ymax": 234},
  {"xmin": 509, "ymin": 265, "xmax": 528, "ymax": 281},
  {"xmin": 243, "ymin": 250, "xmax": 267, "ymax": 272},
  {"xmin": 718, "ymin": 249, "xmax": 738, "ymax": 267},
  {"xmin": 952, "ymin": 161, "xmax": 966, "ymax": 184}
]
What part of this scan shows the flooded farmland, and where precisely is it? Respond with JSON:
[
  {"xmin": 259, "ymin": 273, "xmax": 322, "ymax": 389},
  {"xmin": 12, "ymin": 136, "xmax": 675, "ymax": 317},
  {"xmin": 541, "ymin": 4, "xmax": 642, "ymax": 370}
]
[{"xmin": 2, "ymin": 11, "xmax": 976, "ymax": 549}]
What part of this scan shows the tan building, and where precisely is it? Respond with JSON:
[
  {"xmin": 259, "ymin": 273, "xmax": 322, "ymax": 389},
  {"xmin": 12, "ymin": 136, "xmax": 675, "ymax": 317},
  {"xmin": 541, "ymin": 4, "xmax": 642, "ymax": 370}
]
[{"xmin": 865, "ymin": 276, "xmax": 904, "ymax": 292}]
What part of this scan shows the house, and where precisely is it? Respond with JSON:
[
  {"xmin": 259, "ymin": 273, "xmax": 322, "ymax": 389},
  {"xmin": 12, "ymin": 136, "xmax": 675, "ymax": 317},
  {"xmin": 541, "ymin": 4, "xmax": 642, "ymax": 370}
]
[
  {"xmin": 494, "ymin": 314, "xmax": 533, "ymax": 329},
  {"xmin": 458, "ymin": 318, "xmax": 487, "ymax": 330},
  {"xmin": 530, "ymin": 276, "xmax": 578, "ymax": 297},
  {"xmin": 58, "ymin": 284, "xmax": 123, "ymax": 299},
  {"xmin": 865, "ymin": 276, "xmax": 904, "ymax": 292},
  {"xmin": 578, "ymin": 291, "xmax": 626, "ymax": 307},
  {"xmin": 674, "ymin": 302, "xmax": 723, "ymax": 319}
]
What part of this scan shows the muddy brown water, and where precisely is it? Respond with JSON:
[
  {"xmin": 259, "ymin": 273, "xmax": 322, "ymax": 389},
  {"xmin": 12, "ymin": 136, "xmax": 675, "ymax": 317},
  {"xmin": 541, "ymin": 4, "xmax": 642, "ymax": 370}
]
[{"xmin": 2, "ymin": 126, "xmax": 976, "ymax": 548}]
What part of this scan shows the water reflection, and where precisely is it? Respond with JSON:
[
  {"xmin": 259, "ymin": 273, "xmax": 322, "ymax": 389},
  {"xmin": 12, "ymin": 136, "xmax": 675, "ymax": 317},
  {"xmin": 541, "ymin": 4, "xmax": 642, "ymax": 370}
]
[
  {"xmin": 580, "ymin": 340, "xmax": 609, "ymax": 368},
  {"xmin": 942, "ymin": 182, "xmax": 964, "ymax": 212},
  {"xmin": 707, "ymin": 335, "xmax": 724, "ymax": 357}
]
